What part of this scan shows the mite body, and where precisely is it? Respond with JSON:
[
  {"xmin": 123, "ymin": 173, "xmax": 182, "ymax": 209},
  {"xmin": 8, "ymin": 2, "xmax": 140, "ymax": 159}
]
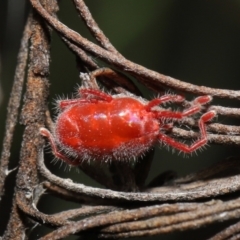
[{"xmin": 40, "ymin": 88, "xmax": 215, "ymax": 165}]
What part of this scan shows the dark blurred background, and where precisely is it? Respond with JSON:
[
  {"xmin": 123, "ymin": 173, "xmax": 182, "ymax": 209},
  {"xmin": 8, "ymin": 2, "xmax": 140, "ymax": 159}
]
[{"xmin": 1, "ymin": 0, "xmax": 240, "ymax": 239}]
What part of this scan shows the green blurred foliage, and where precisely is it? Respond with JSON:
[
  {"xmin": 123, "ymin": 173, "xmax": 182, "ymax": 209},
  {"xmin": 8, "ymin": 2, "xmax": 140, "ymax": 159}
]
[{"xmin": 1, "ymin": 1, "xmax": 240, "ymax": 239}]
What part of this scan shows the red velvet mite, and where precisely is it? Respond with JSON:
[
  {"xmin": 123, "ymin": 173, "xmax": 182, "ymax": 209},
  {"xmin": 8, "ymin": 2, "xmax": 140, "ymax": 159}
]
[{"xmin": 40, "ymin": 88, "xmax": 216, "ymax": 165}]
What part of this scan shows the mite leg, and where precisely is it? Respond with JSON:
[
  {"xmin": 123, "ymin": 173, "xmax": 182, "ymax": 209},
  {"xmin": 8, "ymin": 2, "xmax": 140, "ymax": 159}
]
[
  {"xmin": 158, "ymin": 110, "xmax": 216, "ymax": 153},
  {"xmin": 145, "ymin": 94, "xmax": 184, "ymax": 111},
  {"xmin": 58, "ymin": 98, "xmax": 93, "ymax": 111},
  {"xmin": 153, "ymin": 96, "xmax": 212, "ymax": 120},
  {"xmin": 58, "ymin": 88, "xmax": 113, "ymax": 111},
  {"xmin": 40, "ymin": 127, "xmax": 81, "ymax": 166},
  {"xmin": 79, "ymin": 88, "xmax": 113, "ymax": 102}
]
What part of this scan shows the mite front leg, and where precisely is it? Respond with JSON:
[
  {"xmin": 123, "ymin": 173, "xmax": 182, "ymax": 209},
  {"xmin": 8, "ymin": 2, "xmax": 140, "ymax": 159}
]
[
  {"xmin": 158, "ymin": 110, "xmax": 216, "ymax": 153},
  {"xmin": 145, "ymin": 94, "xmax": 184, "ymax": 111},
  {"xmin": 153, "ymin": 95, "xmax": 213, "ymax": 120},
  {"xmin": 58, "ymin": 98, "xmax": 93, "ymax": 111},
  {"xmin": 79, "ymin": 88, "xmax": 113, "ymax": 102},
  {"xmin": 40, "ymin": 127, "xmax": 81, "ymax": 166},
  {"xmin": 58, "ymin": 89, "xmax": 113, "ymax": 111}
]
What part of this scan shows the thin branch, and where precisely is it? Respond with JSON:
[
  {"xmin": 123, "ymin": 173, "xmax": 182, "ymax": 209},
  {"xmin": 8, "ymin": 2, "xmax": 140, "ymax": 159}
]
[
  {"xmin": 17, "ymin": 190, "xmax": 118, "ymax": 227},
  {"xmin": 0, "ymin": 15, "xmax": 31, "ymax": 200},
  {"xmin": 101, "ymin": 199, "xmax": 240, "ymax": 234},
  {"xmin": 39, "ymin": 203, "xmax": 199, "ymax": 240},
  {"xmin": 39, "ymin": 199, "xmax": 240, "ymax": 239},
  {"xmin": 62, "ymin": 37, "xmax": 99, "ymax": 70},
  {"xmin": 30, "ymin": 0, "xmax": 240, "ymax": 99},
  {"xmin": 72, "ymin": 0, "xmax": 119, "ymax": 54},
  {"xmin": 88, "ymin": 68, "xmax": 141, "ymax": 95},
  {"xmin": 3, "ymin": 0, "xmax": 57, "ymax": 237},
  {"xmin": 43, "ymin": 181, "xmax": 115, "ymax": 204},
  {"xmin": 171, "ymin": 128, "xmax": 240, "ymax": 145},
  {"xmin": 16, "ymin": 191, "xmax": 72, "ymax": 227},
  {"xmin": 210, "ymin": 105, "xmax": 240, "ymax": 118},
  {"xmin": 206, "ymin": 123, "xmax": 240, "ymax": 135},
  {"xmin": 228, "ymin": 234, "xmax": 240, "ymax": 240},
  {"xmin": 179, "ymin": 117, "xmax": 240, "ymax": 135},
  {"xmin": 208, "ymin": 220, "xmax": 240, "ymax": 240},
  {"xmin": 99, "ymin": 206, "xmax": 240, "ymax": 238},
  {"xmin": 38, "ymin": 149, "xmax": 240, "ymax": 202}
]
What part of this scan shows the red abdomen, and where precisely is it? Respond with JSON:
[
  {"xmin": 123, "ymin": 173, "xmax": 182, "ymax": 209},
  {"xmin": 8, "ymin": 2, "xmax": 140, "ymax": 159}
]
[{"xmin": 55, "ymin": 97, "xmax": 159, "ymax": 158}]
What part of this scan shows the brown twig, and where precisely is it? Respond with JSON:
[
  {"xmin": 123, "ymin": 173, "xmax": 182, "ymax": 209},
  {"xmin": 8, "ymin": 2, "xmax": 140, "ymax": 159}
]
[
  {"xmin": 62, "ymin": 37, "xmax": 99, "ymax": 70},
  {"xmin": 3, "ymin": 1, "xmax": 57, "ymax": 238},
  {"xmin": 99, "ymin": 206, "xmax": 240, "ymax": 238},
  {"xmin": 100, "ymin": 199, "xmax": 240, "ymax": 237},
  {"xmin": 17, "ymin": 190, "xmax": 118, "ymax": 227},
  {"xmin": 88, "ymin": 68, "xmax": 141, "ymax": 95},
  {"xmin": 43, "ymin": 181, "xmax": 114, "ymax": 204},
  {"xmin": 210, "ymin": 106, "xmax": 240, "ymax": 118},
  {"xmin": 30, "ymin": 0, "xmax": 240, "ymax": 99},
  {"xmin": 72, "ymin": 0, "xmax": 119, "ymax": 54},
  {"xmin": 0, "ymin": 15, "xmax": 31, "ymax": 200},
  {"xmin": 39, "ymin": 199, "xmax": 240, "ymax": 239},
  {"xmin": 39, "ymin": 202, "xmax": 199, "ymax": 240},
  {"xmin": 208, "ymin": 220, "xmax": 240, "ymax": 240},
  {"xmin": 38, "ymin": 149, "xmax": 240, "ymax": 202},
  {"xmin": 171, "ymin": 128, "xmax": 240, "ymax": 145}
]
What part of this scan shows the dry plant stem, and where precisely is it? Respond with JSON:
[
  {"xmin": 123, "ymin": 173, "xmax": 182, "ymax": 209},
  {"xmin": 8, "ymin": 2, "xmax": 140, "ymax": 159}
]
[
  {"xmin": 16, "ymin": 191, "xmax": 72, "ymax": 226},
  {"xmin": 72, "ymin": 0, "xmax": 119, "ymax": 53},
  {"xmin": 89, "ymin": 68, "xmax": 141, "ymax": 95},
  {"xmin": 3, "ymin": 1, "xmax": 57, "ymax": 238},
  {"xmin": 30, "ymin": 0, "xmax": 240, "ymax": 99},
  {"xmin": 100, "ymin": 206, "xmax": 240, "ymax": 239},
  {"xmin": 45, "ymin": 109, "xmax": 55, "ymax": 132},
  {"xmin": 171, "ymin": 128, "xmax": 240, "ymax": 145},
  {"xmin": 38, "ymin": 150, "xmax": 240, "ymax": 202},
  {"xmin": 210, "ymin": 105, "xmax": 240, "ymax": 117},
  {"xmin": 63, "ymin": 39, "xmax": 140, "ymax": 95},
  {"xmin": 229, "ymin": 234, "xmax": 240, "ymax": 240},
  {"xmin": 102, "ymin": 199, "xmax": 240, "ymax": 234},
  {"xmin": 62, "ymin": 37, "xmax": 99, "ymax": 70},
  {"xmin": 180, "ymin": 117, "xmax": 240, "ymax": 135},
  {"xmin": 0, "ymin": 16, "xmax": 31, "ymax": 200},
  {"xmin": 57, "ymin": 205, "xmax": 120, "ymax": 219},
  {"xmin": 17, "ymin": 190, "xmax": 118, "ymax": 227},
  {"xmin": 206, "ymin": 123, "xmax": 240, "ymax": 135},
  {"xmin": 208, "ymin": 220, "xmax": 240, "ymax": 240},
  {"xmin": 43, "ymin": 181, "xmax": 114, "ymax": 204},
  {"xmin": 39, "ymin": 203, "xmax": 198, "ymax": 240}
]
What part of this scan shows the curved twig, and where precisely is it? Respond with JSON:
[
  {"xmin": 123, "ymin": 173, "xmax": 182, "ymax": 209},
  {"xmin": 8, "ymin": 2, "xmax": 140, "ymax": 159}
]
[
  {"xmin": 72, "ymin": 0, "xmax": 119, "ymax": 54},
  {"xmin": 210, "ymin": 106, "xmax": 240, "ymax": 118},
  {"xmin": 208, "ymin": 220, "xmax": 240, "ymax": 240},
  {"xmin": 99, "ymin": 207, "xmax": 240, "ymax": 238},
  {"xmin": 0, "ymin": 15, "xmax": 31, "ymax": 200},
  {"xmin": 39, "ymin": 202, "xmax": 199, "ymax": 240},
  {"xmin": 38, "ymin": 150, "xmax": 240, "ymax": 202},
  {"xmin": 171, "ymin": 128, "xmax": 240, "ymax": 145},
  {"xmin": 101, "ymin": 199, "xmax": 240, "ymax": 235},
  {"xmin": 17, "ymin": 190, "xmax": 118, "ymax": 227},
  {"xmin": 30, "ymin": 0, "xmax": 240, "ymax": 99}
]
